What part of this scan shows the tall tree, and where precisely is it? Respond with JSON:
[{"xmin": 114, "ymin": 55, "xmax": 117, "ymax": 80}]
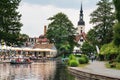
[
  {"xmin": 87, "ymin": 29, "xmax": 98, "ymax": 46},
  {"xmin": 81, "ymin": 41, "xmax": 95, "ymax": 56},
  {"xmin": 46, "ymin": 12, "xmax": 77, "ymax": 56},
  {"xmin": 0, "ymin": 0, "xmax": 22, "ymax": 46},
  {"xmin": 89, "ymin": 0, "xmax": 115, "ymax": 47},
  {"xmin": 113, "ymin": 0, "xmax": 120, "ymax": 46},
  {"xmin": 113, "ymin": 0, "xmax": 120, "ymax": 22},
  {"xmin": 17, "ymin": 34, "xmax": 29, "ymax": 46}
]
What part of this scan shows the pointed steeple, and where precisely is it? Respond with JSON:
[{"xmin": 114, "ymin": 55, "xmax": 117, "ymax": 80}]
[
  {"xmin": 78, "ymin": 2, "xmax": 85, "ymax": 26},
  {"xmin": 80, "ymin": 3, "xmax": 83, "ymax": 13}
]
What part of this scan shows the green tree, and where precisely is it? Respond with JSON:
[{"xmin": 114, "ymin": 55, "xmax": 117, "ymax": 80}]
[
  {"xmin": 81, "ymin": 41, "xmax": 95, "ymax": 56},
  {"xmin": 46, "ymin": 12, "xmax": 77, "ymax": 56},
  {"xmin": 17, "ymin": 34, "xmax": 29, "ymax": 46},
  {"xmin": 0, "ymin": 0, "xmax": 22, "ymax": 46},
  {"xmin": 87, "ymin": 29, "xmax": 98, "ymax": 46},
  {"xmin": 90, "ymin": 0, "xmax": 115, "ymax": 47},
  {"xmin": 113, "ymin": 0, "xmax": 120, "ymax": 46},
  {"xmin": 113, "ymin": 23, "xmax": 120, "ymax": 46},
  {"xmin": 113, "ymin": 0, "xmax": 120, "ymax": 22}
]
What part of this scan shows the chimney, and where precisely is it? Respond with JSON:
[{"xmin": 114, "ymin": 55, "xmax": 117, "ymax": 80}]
[{"xmin": 44, "ymin": 25, "xmax": 47, "ymax": 35}]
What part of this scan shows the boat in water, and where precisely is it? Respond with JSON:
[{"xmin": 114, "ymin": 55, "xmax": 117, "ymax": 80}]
[{"xmin": 10, "ymin": 56, "xmax": 32, "ymax": 64}]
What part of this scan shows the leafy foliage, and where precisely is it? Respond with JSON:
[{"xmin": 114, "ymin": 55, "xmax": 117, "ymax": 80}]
[
  {"xmin": 100, "ymin": 42, "xmax": 120, "ymax": 60},
  {"xmin": 113, "ymin": 0, "xmax": 120, "ymax": 22},
  {"xmin": 17, "ymin": 34, "xmax": 29, "ymax": 46},
  {"xmin": 69, "ymin": 54, "xmax": 76, "ymax": 60},
  {"xmin": 100, "ymin": 42, "xmax": 119, "ymax": 54},
  {"xmin": 99, "ymin": 0, "xmax": 120, "ymax": 61},
  {"xmin": 113, "ymin": 0, "xmax": 120, "ymax": 46},
  {"xmin": 0, "ymin": 0, "xmax": 22, "ymax": 45},
  {"xmin": 69, "ymin": 60, "xmax": 79, "ymax": 67},
  {"xmin": 116, "ymin": 53, "xmax": 120, "ymax": 62},
  {"xmin": 78, "ymin": 55, "xmax": 89, "ymax": 64},
  {"xmin": 113, "ymin": 23, "xmax": 120, "ymax": 46},
  {"xmin": 78, "ymin": 57, "xmax": 86, "ymax": 64},
  {"xmin": 87, "ymin": 29, "xmax": 98, "ymax": 46},
  {"xmin": 89, "ymin": 0, "xmax": 115, "ymax": 47},
  {"xmin": 46, "ymin": 12, "xmax": 77, "ymax": 56},
  {"xmin": 81, "ymin": 41, "xmax": 95, "ymax": 55}
]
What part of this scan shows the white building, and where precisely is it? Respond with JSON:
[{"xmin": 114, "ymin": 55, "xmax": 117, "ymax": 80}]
[{"xmin": 74, "ymin": 3, "xmax": 86, "ymax": 53}]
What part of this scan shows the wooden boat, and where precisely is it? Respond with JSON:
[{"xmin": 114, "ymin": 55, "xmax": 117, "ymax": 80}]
[
  {"xmin": 10, "ymin": 58, "xmax": 32, "ymax": 64},
  {"xmin": 10, "ymin": 61, "xmax": 32, "ymax": 64}
]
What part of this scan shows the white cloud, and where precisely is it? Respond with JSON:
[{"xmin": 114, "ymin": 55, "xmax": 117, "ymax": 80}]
[{"xmin": 19, "ymin": 2, "xmax": 95, "ymax": 37}]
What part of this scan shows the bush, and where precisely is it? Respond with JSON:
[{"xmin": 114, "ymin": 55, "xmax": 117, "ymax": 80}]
[
  {"xmin": 100, "ymin": 42, "xmax": 120, "ymax": 61},
  {"xmin": 116, "ymin": 54, "xmax": 120, "ymax": 62},
  {"xmin": 98, "ymin": 54, "xmax": 104, "ymax": 61},
  {"xmin": 78, "ymin": 57, "xmax": 86, "ymax": 64},
  {"xmin": 116, "ymin": 62, "xmax": 120, "ymax": 69},
  {"xmin": 69, "ymin": 54, "xmax": 76, "ymax": 60},
  {"xmin": 81, "ymin": 55, "xmax": 89, "ymax": 63},
  {"xmin": 69, "ymin": 60, "xmax": 79, "ymax": 67}
]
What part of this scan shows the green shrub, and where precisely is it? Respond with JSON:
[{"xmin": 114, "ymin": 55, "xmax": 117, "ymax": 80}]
[
  {"xmin": 78, "ymin": 57, "xmax": 86, "ymax": 64},
  {"xmin": 116, "ymin": 54, "xmax": 120, "ymax": 62},
  {"xmin": 69, "ymin": 54, "xmax": 76, "ymax": 60},
  {"xmin": 81, "ymin": 55, "xmax": 89, "ymax": 63},
  {"xmin": 109, "ymin": 62, "xmax": 116, "ymax": 68},
  {"xmin": 69, "ymin": 60, "xmax": 79, "ymax": 67},
  {"xmin": 116, "ymin": 62, "xmax": 120, "ymax": 69},
  {"xmin": 98, "ymin": 54, "xmax": 104, "ymax": 61}
]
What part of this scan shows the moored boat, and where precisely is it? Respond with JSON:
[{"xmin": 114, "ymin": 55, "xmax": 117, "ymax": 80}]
[
  {"xmin": 10, "ymin": 57, "xmax": 32, "ymax": 64},
  {"xmin": 10, "ymin": 61, "xmax": 32, "ymax": 64}
]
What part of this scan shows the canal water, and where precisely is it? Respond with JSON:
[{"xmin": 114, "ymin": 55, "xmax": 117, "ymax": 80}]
[{"xmin": 0, "ymin": 61, "xmax": 80, "ymax": 80}]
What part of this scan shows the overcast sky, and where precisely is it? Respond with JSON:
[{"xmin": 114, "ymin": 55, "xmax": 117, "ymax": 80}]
[{"xmin": 19, "ymin": 0, "xmax": 99, "ymax": 37}]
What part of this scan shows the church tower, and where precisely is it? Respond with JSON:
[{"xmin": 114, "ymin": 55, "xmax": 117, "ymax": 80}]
[
  {"xmin": 74, "ymin": 3, "xmax": 86, "ymax": 53},
  {"xmin": 77, "ymin": 3, "xmax": 85, "ymax": 35},
  {"xmin": 77, "ymin": 3, "xmax": 85, "ymax": 45}
]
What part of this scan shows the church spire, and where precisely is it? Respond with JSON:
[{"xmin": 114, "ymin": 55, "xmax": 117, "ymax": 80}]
[
  {"xmin": 78, "ymin": 2, "xmax": 85, "ymax": 26},
  {"xmin": 80, "ymin": 3, "xmax": 83, "ymax": 13}
]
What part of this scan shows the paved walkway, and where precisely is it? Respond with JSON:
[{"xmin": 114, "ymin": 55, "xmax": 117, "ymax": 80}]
[{"xmin": 71, "ymin": 61, "xmax": 120, "ymax": 79}]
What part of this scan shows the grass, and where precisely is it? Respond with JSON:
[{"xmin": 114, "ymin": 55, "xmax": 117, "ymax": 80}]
[
  {"xmin": 116, "ymin": 62, "xmax": 120, "ymax": 69},
  {"xmin": 78, "ymin": 63, "xmax": 89, "ymax": 68},
  {"xmin": 106, "ymin": 62, "xmax": 120, "ymax": 70}
]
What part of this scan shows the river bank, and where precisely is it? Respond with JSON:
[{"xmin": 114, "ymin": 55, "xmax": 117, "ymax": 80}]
[{"xmin": 68, "ymin": 61, "xmax": 120, "ymax": 80}]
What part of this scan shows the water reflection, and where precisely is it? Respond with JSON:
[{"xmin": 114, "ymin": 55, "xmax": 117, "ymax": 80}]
[
  {"xmin": 53, "ymin": 63, "xmax": 75, "ymax": 80},
  {"xmin": 0, "ymin": 61, "xmax": 56, "ymax": 80},
  {"xmin": 0, "ymin": 61, "xmax": 77, "ymax": 80}
]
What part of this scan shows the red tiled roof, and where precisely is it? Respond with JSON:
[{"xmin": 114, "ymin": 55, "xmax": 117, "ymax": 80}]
[
  {"xmin": 33, "ymin": 44, "xmax": 54, "ymax": 49},
  {"xmin": 75, "ymin": 32, "xmax": 86, "ymax": 42}
]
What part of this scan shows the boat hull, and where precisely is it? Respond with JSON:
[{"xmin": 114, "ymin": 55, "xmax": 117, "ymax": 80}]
[{"xmin": 10, "ymin": 61, "xmax": 32, "ymax": 64}]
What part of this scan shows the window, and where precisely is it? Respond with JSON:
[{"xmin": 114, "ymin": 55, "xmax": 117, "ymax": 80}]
[
  {"xmin": 81, "ymin": 30, "xmax": 82, "ymax": 33},
  {"xmin": 81, "ymin": 27, "xmax": 82, "ymax": 29},
  {"xmin": 80, "ymin": 39, "xmax": 83, "ymax": 42}
]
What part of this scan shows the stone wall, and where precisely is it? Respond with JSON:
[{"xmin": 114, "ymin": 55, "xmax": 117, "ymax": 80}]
[{"xmin": 68, "ymin": 67, "xmax": 120, "ymax": 80}]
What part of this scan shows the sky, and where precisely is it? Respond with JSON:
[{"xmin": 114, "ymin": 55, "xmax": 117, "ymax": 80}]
[{"xmin": 19, "ymin": 0, "xmax": 100, "ymax": 37}]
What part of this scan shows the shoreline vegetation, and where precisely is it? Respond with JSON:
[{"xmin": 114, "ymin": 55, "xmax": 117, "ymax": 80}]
[{"xmin": 106, "ymin": 61, "xmax": 120, "ymax": 70}]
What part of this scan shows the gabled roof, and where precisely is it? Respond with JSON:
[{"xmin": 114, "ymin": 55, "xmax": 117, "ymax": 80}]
[{"xmin": 75, "ymin": 32, "xmax": 86, "ymax": 42}]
